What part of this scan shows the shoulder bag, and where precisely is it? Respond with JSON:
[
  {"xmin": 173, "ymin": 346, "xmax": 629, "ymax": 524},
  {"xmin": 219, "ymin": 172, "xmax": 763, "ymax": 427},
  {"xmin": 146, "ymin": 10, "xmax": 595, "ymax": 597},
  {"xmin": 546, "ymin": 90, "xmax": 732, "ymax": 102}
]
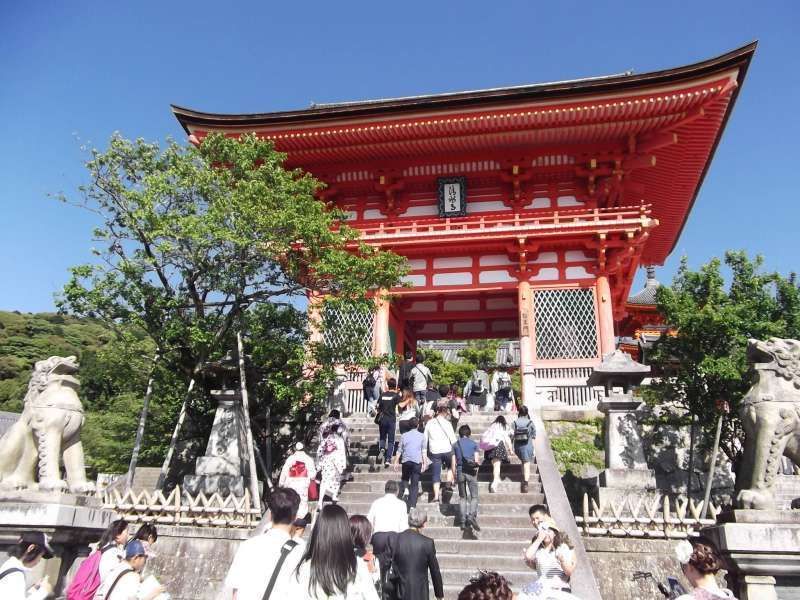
[
  {"xmin": 457, "ymin": 439, "xmax": 479, "ymax": 475},
  {"xmin": 261, "ymin": 539, "xmax": 299, "ymax": 600},
  {"xmin": 105, "ymin": 568, "xmax": 135, "ymax": 600}
]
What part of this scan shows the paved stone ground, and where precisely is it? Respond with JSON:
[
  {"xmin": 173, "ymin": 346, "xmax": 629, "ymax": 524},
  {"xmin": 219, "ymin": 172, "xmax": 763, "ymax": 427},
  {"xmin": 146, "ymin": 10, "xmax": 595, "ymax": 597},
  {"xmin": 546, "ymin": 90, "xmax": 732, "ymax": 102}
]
[{"xmin": 334, "ymin": 412, "xmax": 542, "ymax": 599}]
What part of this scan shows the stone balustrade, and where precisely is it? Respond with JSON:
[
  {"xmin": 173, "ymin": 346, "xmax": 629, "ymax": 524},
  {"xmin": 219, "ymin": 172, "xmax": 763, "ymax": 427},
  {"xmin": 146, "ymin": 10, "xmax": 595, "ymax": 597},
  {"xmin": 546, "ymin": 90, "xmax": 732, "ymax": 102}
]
[
  {"xmin": 576, "ymin": 492, "xmax": 721, "ymax": 539},
  {"xmin": 102, "ymin": 486, "xmax": 261, "ymax": 528}
]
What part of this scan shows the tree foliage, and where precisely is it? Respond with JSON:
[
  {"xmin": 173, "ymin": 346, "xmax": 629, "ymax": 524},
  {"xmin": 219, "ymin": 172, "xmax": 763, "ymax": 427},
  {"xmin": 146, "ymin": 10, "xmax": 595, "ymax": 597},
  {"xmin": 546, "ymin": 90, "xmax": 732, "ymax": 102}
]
[
  {"xmin": 646, "ymin": 251, "xmax": 800, "ymax": 469},
  {"xmin": 54, "ymin": 133, "xmax": 406, "ymax": 480}
]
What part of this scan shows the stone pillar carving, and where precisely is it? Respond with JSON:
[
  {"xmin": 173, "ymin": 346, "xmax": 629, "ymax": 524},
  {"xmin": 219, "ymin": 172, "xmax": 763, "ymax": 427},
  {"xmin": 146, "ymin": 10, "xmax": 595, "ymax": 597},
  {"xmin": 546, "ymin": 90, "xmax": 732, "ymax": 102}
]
[
  {"xmin": 587, "ymin": 350, "xmax": 655, "ymax": 502},
  {"xmin": 518, "ymin": 280, "xmax": 538, "ymax": 408}
]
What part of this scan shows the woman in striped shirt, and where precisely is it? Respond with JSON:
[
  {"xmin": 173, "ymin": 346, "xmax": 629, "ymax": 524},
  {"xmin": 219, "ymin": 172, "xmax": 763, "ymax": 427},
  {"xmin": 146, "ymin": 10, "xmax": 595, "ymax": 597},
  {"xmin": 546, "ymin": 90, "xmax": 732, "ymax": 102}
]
[{"xmin": 520, "ymin": 519, "xmax": 578, "ymax": 599}]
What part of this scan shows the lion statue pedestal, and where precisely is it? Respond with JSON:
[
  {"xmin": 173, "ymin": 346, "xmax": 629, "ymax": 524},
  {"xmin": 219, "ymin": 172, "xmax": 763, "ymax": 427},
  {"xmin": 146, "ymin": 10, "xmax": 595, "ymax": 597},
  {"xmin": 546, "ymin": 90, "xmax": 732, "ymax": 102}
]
[
  {"xmin": 0, "ymin": 356, "xmax": 95, "ymax": 494},
  {"xmin": 702, "ymin": 338, "xmax": 800, "ymax": 600}
]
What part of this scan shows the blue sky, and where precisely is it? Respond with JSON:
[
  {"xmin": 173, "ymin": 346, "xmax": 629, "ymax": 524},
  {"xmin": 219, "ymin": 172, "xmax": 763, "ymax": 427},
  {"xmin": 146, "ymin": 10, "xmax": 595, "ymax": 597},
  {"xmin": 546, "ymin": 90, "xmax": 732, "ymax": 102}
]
[{"xmin": 1, "ymin": 1, "xmax": 798, "ymax": 312}]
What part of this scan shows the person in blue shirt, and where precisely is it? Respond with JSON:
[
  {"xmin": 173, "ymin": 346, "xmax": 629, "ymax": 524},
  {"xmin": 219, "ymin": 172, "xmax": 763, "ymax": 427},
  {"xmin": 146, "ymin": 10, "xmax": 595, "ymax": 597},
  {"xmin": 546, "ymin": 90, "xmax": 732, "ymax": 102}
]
[
  {"xmin": 392, "ymin": 417, "xmax": 425, "ymax": 510},
  {"xmin": 454, "ymin": 424, "xmax": 481, "ymax": 532}
]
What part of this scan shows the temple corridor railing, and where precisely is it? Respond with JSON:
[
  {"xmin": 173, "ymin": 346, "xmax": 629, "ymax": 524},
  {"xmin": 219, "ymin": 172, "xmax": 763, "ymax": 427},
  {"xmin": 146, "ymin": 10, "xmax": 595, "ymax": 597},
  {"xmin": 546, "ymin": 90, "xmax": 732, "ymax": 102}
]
[{"xmin": 355, "ymin": 204, "xmax": 656, "ymax": 244}]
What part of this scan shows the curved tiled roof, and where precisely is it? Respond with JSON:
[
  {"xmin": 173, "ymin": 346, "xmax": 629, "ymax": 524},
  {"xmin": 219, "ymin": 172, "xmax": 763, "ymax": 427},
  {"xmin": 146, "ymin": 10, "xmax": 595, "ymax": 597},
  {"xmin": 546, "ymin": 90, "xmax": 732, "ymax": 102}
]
[{"xmin": 628, "ymin": 266, "xmax": 661, "ymax": 305}]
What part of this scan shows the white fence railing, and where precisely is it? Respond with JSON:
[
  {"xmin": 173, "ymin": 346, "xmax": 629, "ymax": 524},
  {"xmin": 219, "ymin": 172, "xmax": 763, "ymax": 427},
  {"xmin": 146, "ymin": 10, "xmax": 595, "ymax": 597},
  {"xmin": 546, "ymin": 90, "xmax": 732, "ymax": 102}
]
[
  {"xmin": 576, "ymin": 493, "xmax": 721, "ymax": 539},
  {"xmin": 102, "ymin": 487, "xmax": 261, "ymax": 528}
]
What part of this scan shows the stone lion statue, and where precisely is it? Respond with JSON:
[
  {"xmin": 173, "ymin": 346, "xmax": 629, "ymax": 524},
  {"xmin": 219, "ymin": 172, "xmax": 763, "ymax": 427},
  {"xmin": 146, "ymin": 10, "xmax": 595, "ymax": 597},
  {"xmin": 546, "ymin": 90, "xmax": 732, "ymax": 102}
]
[
  {"xmin": 737, "ymin": 338, "xmax": 800, "ymax": 509},
  {"xmin": 0, "ymin": 356, "xmax": 95, "ymax": 493}
]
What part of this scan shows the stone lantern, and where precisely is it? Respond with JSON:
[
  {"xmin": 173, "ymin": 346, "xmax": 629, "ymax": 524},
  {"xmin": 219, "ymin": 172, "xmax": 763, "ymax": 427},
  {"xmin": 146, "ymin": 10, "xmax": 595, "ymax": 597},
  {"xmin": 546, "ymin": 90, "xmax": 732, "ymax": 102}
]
[
  {"xmin": 587, "ymin": 350, "xmax": 655, "ymax": 502},
  {"xmin": 182, "ymin": 353, "xmax": 248, "ymax": 498}
]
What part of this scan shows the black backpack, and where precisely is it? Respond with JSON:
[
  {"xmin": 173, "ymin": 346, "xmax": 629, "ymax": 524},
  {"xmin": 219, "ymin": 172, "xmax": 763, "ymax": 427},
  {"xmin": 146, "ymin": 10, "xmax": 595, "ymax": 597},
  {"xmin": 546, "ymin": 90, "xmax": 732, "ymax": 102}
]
[{"xmin": 363, "ymin": 371, "xmax": 377, "ymax": 391}]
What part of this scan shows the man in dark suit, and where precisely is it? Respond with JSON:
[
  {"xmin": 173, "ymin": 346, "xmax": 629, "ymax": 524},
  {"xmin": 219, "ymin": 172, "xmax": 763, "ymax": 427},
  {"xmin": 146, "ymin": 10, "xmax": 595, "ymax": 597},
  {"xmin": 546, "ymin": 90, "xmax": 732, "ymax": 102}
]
[{"xmin": 389, "ymin": 508, "xmax": 444, "ymax": 600}]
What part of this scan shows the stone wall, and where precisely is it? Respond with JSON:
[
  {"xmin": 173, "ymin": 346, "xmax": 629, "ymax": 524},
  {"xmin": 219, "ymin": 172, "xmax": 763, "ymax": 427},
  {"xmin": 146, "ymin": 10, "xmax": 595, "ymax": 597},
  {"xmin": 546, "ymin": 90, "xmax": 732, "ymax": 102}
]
[
  {"xmin": 585, "ymin": 537, "xmax": 695, "ymax": 600},
  {"xmin": 144, "ymin": 525, "xmax": 250, "ymax": 600}
]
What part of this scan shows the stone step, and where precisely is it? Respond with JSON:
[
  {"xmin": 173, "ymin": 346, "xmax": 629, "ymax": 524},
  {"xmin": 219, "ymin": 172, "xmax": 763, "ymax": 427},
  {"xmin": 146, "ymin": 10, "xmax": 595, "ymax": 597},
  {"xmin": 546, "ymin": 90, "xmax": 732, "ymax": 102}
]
[
  {"xmin": 348, "ymin": 453, "xmax": 525, "ymax": 466},
  {"xmin": 340, "ymin": 478, "xmax": 539, "ymax": 494},
  {"xmin": 440, "ymin": 566, "xmax": 532, "ymax": 586},
  {"xmin": 422, "ymin": 526, "xmax": 535, "ymax": 542},
  {"xmin": 350, "ymin": 464, "xmax": 536, "ymax": 480},
  {"xmin": 436, "ymin": 552, "xmax": 532, "ymax": 570},
  {"xmin": 335, "ymin": 500, "xmax": 543, "ymax": 517},
  {"xmin": 337, "ymin": 490, "xmax": 544, "ymax": 507}
]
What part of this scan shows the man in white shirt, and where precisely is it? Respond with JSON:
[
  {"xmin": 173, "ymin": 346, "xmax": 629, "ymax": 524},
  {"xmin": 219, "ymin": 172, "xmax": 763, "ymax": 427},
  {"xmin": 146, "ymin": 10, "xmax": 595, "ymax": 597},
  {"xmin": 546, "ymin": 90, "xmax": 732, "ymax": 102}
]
[
  {"xmin": 225, "ymin": 487, "xmax": 306, "ymax": 600},
  {"xmin": 410, "ymin": 354, "xmax": 432, "ymax": 403},
  {"xmin": 367, "ymin": 480, "xmax": 408, "ymax": 534},
  {"xmin": 0, "ymin": 531, "xmax": 53, "ymax": 600}
]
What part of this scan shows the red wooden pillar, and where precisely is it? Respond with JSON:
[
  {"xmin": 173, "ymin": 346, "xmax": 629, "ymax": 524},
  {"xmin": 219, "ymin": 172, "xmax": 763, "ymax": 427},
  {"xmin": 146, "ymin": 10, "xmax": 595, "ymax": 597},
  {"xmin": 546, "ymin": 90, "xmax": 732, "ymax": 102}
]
[
  {"xmin": 518, "ymin": 280, "xmax": 538, "ymax": 408},
  {"xmin": 596, "ymin": 275, "xmax": 616, "ymax": 357},
  {"xmin": 372, "ymin": 290, "xmax": 391, "ymax": 357}
]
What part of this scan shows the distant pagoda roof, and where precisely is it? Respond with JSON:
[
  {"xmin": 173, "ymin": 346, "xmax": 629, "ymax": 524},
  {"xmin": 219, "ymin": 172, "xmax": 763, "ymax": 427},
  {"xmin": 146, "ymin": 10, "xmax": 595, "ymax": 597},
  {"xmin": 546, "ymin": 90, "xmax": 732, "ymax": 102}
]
[{"xmin": 628, "ymin": 266, "xmax": 661, "ymax": 305}]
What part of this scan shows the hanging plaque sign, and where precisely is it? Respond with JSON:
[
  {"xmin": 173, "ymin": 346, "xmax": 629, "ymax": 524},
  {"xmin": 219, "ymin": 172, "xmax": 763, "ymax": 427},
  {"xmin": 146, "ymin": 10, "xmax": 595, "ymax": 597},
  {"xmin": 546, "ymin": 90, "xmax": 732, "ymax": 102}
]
[{"xmin": 437, "ymin": 176, "xmax": 467, "ymax": 218}]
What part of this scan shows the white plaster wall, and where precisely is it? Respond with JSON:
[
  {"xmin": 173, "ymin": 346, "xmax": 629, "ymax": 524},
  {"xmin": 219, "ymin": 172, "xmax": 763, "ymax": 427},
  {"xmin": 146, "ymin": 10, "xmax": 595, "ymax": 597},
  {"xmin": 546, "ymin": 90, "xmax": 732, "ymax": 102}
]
[
  {"xmin": 565, "ymin": 266, "xmax": 592, "ymax": 279},
  {"xmin": 531, "ymin": 267, "xmax": 559, "ymax": 281},
  {"xmin": 532, "ymin": 252, "xmax": 558, "ymax": 264},
  {"xmin": 362, "ymin": 208, "xmax": 384, "ymax": 220},
  {"xmin": 433, "ymin": 256, "xmax": 473, "ymax": 269},
  {"xmin": 433, "ymin": 272, "xmax": 472, "ymax": 286},
  {"xmin": 407, "ymin": 259, "xmax": 427, "ymax": 270},
  {"xmin": 479, "ymin": 254, "xmax": 515, "ymax": 266},
  {"xmin": 401, "ymin": 274, "xmax": 427, "ymax": 287},
  {"xmin": 565, "ymin": 250, "xmax": 591, "ymax": 262},
  {"xmin": 491, "ymin": 320, "xmax": 517, "ymax": 332},
  {"xmin": 467, "ymin": 200, "xmax": 507, "ymax": 213},
  {"xmin": 526, "ymin": 197, "xmax": 551, "ymax": 209},
  {"xmin": 405, "ymin": 204, "xmax": 439, "ymax": 217},
  {"xmin": 479, "ymin": 270, "xmax": 516, "ymax": 284}
]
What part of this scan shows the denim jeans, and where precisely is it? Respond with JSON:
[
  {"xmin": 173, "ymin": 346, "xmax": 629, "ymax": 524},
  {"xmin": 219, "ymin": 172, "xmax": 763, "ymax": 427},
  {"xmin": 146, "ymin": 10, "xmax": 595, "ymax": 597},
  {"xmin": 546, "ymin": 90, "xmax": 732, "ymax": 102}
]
[
  {"xmin": 458, "ymin": 471, "xmax": 479, "ymax": 522},
  {"xmin": 399, "ymin": 461, "xmax": 421, "ymax": 508},
  {"xmin": 378, "ymin": 419, "xmax": 396, "ymax": 459}
]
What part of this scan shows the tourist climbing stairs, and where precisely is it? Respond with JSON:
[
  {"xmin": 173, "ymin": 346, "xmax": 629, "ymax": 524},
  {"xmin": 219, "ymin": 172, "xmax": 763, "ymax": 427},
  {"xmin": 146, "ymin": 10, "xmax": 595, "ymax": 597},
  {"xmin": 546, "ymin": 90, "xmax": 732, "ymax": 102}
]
[{"xmin": 337, "ymin": 412, "xmax": 545, "ymax": 599}]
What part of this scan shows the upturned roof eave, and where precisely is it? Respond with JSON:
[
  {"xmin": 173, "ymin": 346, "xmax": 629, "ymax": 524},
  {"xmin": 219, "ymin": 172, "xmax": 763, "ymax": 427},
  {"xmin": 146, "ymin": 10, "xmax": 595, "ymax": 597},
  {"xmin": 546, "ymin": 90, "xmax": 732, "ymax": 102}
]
[{"xmin": 171, "ymin": 42, "xmax": 756, "ymax": 135}]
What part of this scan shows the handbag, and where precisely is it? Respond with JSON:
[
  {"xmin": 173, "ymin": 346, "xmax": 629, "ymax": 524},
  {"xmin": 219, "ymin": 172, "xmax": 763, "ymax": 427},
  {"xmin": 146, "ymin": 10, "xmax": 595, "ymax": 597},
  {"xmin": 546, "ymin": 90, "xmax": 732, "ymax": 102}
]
[{"xmin": 308, "ymin": 479, "xmax": 319, "ymax": 501}]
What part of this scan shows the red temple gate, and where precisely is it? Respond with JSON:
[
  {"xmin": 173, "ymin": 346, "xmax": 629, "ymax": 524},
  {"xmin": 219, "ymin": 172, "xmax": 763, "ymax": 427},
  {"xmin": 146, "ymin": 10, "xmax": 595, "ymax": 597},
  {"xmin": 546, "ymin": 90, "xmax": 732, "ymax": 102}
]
[{"xmin": 173, "ymin": 44, "xmax": 754, "ymax": 408}]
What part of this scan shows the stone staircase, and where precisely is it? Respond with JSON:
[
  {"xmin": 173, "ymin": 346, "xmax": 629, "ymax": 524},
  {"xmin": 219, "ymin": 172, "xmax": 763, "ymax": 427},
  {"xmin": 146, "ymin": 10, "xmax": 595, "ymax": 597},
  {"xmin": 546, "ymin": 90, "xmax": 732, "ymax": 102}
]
[{"xmin": 336, "ymin": 412, "xmax": 545, "ymax": 599}]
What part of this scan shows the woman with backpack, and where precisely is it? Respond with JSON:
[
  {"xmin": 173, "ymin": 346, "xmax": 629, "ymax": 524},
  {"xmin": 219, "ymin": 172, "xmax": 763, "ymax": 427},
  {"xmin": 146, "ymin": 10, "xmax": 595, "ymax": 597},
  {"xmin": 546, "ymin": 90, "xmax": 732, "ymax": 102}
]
[
  {"xmin": 65, "ymin": 519, "xmax": 129, "ymax": 600},
  {"xmin": 280, "ymin": 442, "xmax": 318, "ymax": 519},
  {"xmin": 480, "ymin": 416, "xmax": 513, "ymax": 493},
  {"xmin": 512, "ymin": 406, "xmax": 537, "ymax": 493}
]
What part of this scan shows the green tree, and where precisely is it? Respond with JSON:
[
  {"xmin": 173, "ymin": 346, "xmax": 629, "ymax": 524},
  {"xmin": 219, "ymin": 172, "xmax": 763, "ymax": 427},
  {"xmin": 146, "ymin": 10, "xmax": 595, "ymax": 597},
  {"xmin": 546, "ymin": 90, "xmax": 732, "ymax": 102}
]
[
  {"xmin": 647, "ymin": 251, "xmax": 800, "ymax": 471},
  {"xmin": 58, "ymin": 133, "xmax": 406, "ymax": 481}
]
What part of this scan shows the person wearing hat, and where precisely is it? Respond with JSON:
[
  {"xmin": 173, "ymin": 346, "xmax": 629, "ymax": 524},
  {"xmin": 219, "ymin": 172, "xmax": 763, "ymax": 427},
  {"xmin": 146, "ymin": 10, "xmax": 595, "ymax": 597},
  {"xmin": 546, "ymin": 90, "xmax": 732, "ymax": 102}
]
[
  {"xmin": 278, "ymin": 442, "xmax": 316, "ymax": 520},
  {"xmin": 520, "ymin": 518, "xmax": 577, "ymax": 599},
  {"xmin": 94, "ymin": 539, "xmax": 163, "ymax": 600},
  {"xmin": 0, "ymin": 531, "xmax": 54, "ymax": 600}
]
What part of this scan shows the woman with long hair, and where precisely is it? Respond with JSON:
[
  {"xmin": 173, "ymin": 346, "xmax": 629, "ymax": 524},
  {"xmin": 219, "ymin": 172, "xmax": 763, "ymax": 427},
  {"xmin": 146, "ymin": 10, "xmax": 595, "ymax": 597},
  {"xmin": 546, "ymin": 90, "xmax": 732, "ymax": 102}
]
[
  {"xmin": 397, "ymin": 389, "xmax": 418, "ymax": 434},
  {"xmin": 481, "ymin": 415, "xmax": 513, "ymax": 493},
  {"xmin": 97, "ymin": 518, "xmax": 130, "ymax": 582},
  {"xmin": 674, "ymin": 537, "xmax": 736, "ymax": 599},
  {"xmin": 520, "ymin": 518, "xmax": 577, "ymax": 599},
  {"xmin": 291, "ymin": 504, "xmax": 379, "ymax": 599}
]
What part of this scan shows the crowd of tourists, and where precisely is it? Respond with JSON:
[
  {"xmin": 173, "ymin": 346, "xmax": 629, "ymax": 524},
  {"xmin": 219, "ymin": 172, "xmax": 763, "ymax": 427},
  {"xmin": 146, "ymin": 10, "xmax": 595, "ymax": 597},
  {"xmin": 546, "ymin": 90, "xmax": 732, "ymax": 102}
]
[
  {"xmin": 0, "ymin": 519, "xmax": 165, "ymax": 600},
  {"xmin": 220, "ymin": 487, "xmax": 737, "ymax": 600}
]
